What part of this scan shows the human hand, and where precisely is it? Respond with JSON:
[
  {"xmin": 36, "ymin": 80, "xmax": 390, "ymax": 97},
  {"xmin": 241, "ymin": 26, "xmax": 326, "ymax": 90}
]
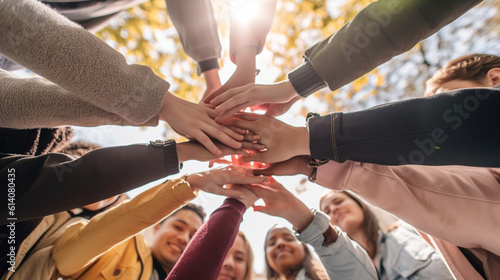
[
  {"xmin": 176, "ymin": 140, "xmax": 249, "ymax": 163},
  {"xmin": 202, "ymin": 46, "xmax": 257, "ymax": 104},
  {"xmin": 159, "ymin": 92, "xmax": 244, "ymax": 156},
  {"xmin": 186, "ymin": 166, "xmax": 267, "ymax": 199},
  {"xmin": 226, "ymin": 113, "xmax": 310, "ymax": 163},
  {"xmin": 253, "ymin": 156, "xmax": 312, "ymax": 177},
  {"xmin": 209, "ymin": 81, "xmax": 300, "ymax": 121},
  {"xmin": 226, "ymin": 184, "xmax": 259, "ymax": 209},
  {"xmin": 251, "ymin": 178, "xmax": 314, "ymax": 232}
]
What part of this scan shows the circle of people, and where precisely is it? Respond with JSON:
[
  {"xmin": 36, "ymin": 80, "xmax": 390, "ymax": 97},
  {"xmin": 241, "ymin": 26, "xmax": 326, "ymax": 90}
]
[{"xmin": 1, "ymin": 0, "xmax": 499, "ymax": 280}]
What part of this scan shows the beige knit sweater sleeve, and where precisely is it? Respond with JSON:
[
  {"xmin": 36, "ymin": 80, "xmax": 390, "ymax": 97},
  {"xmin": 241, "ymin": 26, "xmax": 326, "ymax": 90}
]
[{"xmin": 0, "ymin": 0, "xmax": 169, "ymax": 126}]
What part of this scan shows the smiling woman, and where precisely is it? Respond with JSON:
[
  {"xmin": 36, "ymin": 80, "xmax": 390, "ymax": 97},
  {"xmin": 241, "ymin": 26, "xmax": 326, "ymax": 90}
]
[{"xmin": 264, "ymin": 226, "xmax": 328, "ymax": 280}]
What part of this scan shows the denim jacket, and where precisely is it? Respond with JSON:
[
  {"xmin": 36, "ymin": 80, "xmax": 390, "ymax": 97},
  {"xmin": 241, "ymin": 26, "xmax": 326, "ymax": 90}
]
[{"xmin": 297, "ymin": 211, "xmax": 453, "ymax": 280}]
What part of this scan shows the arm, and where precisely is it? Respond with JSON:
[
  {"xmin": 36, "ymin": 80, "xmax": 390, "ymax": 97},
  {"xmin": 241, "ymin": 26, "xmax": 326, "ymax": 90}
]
[
  {"xmin": 53, "ymin": 169, "xmax": 263, "ymax": 276},
  {"xmin": 0, "ymin": 140, "xmax": 246, "ymax": 223},
  {"xmin": 297, "ymin": 211, "xmax": 378, "ymax": 280},
  {"xmin": 0, "ymin": 0, "xmax": 168, "ymax": 124},
  {"xmin": 289, "ymin": 0, "xmax": 482, "ymax": 96},
  {"xmin": 166, "ymin": 199, "xmax": 247, "ymax": 280},
  {"xmin": 0, "ymin": 69, "xmax": 157, "ymax": 128},
  {"xmin": 315, "ymin": 161, "xmax": 500, "ymax": 256},
  {"xmin": 210, "ymin": 0, "xmax": 482, "ymax": 118},
  {"xmin": 52, "ymin": 178, "xmax": 197, "ymax": 276},
  {"xmin": 165, "ymin": 0, "xmax": 221, "ymax": 75},
  {"xmin": 250, "ymin": 179, "xmax": 378, "ymax": 280},
  {"xmin": 308, "ymin": 88, "xmax": 500, "ymax": 166}
]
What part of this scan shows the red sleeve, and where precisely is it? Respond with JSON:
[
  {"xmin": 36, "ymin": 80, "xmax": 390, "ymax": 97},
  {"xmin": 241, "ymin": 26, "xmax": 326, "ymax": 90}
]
[{"xmin": 166, "ymin": 199, "xmax": 246, "ymax": 280}]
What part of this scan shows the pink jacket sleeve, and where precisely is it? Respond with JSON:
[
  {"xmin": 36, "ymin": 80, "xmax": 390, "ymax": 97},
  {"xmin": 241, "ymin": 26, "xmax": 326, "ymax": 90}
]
[
  {"xmin": 166, "ymin": 199, "xmax": 246, "ymax": 280},
  {"xmin": 315, "ymin": 161, "xmax": 500, "ymax": 256}
]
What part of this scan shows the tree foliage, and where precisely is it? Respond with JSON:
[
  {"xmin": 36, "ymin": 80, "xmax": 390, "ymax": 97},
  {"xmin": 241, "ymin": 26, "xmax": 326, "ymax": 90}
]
[{"xmin": 96, "ymin": 0, "xmax": 500, "ymax": 115}]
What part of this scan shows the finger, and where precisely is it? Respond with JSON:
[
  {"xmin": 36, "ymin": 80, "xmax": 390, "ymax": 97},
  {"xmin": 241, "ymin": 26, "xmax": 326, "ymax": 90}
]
[
  {"xmin": 241, "ymin": 141, "xmax": 266, "ymax": 151},
  {"xmin": 192, "ymin": 130, "xmax": 223, "ymax": 157},
  {"xmin": 234, "ymin": 113, "xmax": 265, "ymax": 121},
  {"xmin": 225, "ymin": 174, "xmax": 268, "ymax": 185},
  {"xmin": 199, "ymin": 122, "xmax": 243, "ymax": 150},
  {"xmin": 214, "ymin": 189, "xmax": 246, "ymax": 199},
  {"xmin": 253, "ymin": 168, "xmax": 274, "ymax": 176},
  {"xmin": 244, "ymin": 133, "xmax": 260, "ymax": 141},
  {"xmin": 215, "ymin": 101, "xmax": 252, "ymax": 122},
  {"xmin": 210, "ymin": 84, "xmax": 252, "ymax": 106},
  {"xmin": 228, "ymin": 126, "xmax": 247, "ymax": 135},
  {"xmin": 210, "ymin": 120, "xmax": 245, "ymax": 141},
  {"xmin": 201, "ymin": 105, "xmax": 219, "ymax": 119}
]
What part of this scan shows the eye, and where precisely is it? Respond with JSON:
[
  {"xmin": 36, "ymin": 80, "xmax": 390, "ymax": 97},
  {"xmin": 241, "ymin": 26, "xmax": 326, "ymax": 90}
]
[{"xmin": 173, "ymin": 225, "xmax": 182, "ymax": 231}]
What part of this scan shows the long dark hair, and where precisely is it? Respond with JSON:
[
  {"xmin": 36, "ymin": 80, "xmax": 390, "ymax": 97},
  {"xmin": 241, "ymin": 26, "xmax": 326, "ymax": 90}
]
[
  {"xmin": 264, "ymin": 226, "xmax": 329, "ymax": 280},
  {"xmin": 320, "ymin": 191, "xmax": 380, "ymax": 259}
]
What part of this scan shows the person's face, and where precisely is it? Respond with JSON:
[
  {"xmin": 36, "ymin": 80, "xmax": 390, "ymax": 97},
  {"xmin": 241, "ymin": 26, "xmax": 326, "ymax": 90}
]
[
  {"xmin": 218, "ymin": 235, "xmax": 248, "ymax": 280},
  {"xmin": 320, "ymin": 192, "xmax": 364, "ymax": 236},
  {"xmin": 435, "ymin": 79, "xmax": 486, "ymax": 94},
  {"xmin": 265, "ymin": 227, "xmax": 305, "ymax": 275},
  {"xmin": 150, "ymin": 209, "xmax": 203, "ymax": 271}
]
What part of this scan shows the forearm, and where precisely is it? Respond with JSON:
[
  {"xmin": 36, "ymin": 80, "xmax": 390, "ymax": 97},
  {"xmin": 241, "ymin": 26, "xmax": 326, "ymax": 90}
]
[
  {"xmin": 0, "ymin": 143, "xmax": 179, "ymax": 223},
  {"xmin": 0, "ymin": 70, "xmax": 158, "ymax": 128},
  {"xmin": 166, "ymin": 0, "xmax": 221, "ymax": 73},
  {"xmin": 0, "ymin": 0, "xmax": 168, "ymax": 124},
  {"xmin": 294, "ymin": 0, "xmax": 482, "ymax": 95},
  {"xmin": 229, "ymin": 0, "xmax": 277, "ymax": 62},
  {"xmin": 315, "ymin": 161, "xmax": 500, "ymax": 256},
  {"xmin": 297, "ymin": 211, "xmax": 377, "ymax": 280},
  {"xmin": 308, "ymin": 88, "xmax": 500, "ymax": 166},
  {"xmin": 53, "ymin": 179, "xmax": 196, "ymax": 276},
  {"xmin": 166, "ymin": 199, "xmax": 246, "ymax": 280}
]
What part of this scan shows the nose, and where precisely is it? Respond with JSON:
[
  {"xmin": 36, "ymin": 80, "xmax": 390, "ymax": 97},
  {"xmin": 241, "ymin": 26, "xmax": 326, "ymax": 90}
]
[
  {"xmin": 222, "ymin": 256, "xmax": 234, "ymax": 270},
  {"xmin": 326, "ymin": 205, "xmax": 338, "ymax": 221},
  {"xmin": 177, "ymin": 231, "xmax": 190, "ymax": 245}
]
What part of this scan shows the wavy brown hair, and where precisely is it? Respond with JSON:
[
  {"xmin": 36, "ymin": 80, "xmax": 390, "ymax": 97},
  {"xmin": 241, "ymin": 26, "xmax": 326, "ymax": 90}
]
[
  {"xmin": 425, "ymin": 54, "xmax": 500, "ymax": 96},
  {"xmin": 320, "ymin": 191, "xmax": 380, "ymax": 259}
]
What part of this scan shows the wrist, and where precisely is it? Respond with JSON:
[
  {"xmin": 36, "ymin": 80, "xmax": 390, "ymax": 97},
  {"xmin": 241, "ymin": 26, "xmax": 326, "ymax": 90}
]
[
  {"xmin": 293, "ymin": 127, "xmax": 310, "ymax": 156},
  {"xmin": 285, "ymin": 202, "xmax": 314, "ymax": 232}
]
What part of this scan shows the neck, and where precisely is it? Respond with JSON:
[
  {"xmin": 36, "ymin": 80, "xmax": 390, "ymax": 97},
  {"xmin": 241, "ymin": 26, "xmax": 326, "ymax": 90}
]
[{"xmin": 350, "ymin": 230, "xmax": 375, "ymax": 258}]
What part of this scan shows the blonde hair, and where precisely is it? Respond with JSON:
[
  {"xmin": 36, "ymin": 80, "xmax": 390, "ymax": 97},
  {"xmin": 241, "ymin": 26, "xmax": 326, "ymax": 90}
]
[{"xmin": 237, "ymin": 231, "xmax": 255, "ymax": 280}]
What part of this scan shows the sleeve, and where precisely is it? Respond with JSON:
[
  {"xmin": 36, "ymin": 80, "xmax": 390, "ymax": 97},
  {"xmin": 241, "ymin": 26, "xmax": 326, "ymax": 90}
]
[
  {"xmin": 307, "ymin": 88, "xmax": 500, "ymax": 167},
  {"xmin": 229, "ymin": 0, "xmax": 277, "ymax": 63},
  {"xmin": 287, "ymin": 0, "xmax": 482, "ymax": 97},
  {"xmin": 0, "ymin": 143, "xmax": 179, "ymax": 223},
  {"xmin": 315, "ymin": 161, "xmax": 500, "ymax": 256},
  {"xmin": 0, "ymin": 69, "xmax": 158, "ymax": 128},
  {"xmin": 166, "ymin": 0, "xmax": 222, "ymax": 74},
  {"xmin": 52, "ymin": 178, "xmax": 197, "ymax": 276},
  {"xmin": 166, "ymin": 199, "xmax": 246, "ymax": 280},
  {"xmin": 297, "ymin": 210, "xmax": 378, "ymax": 280},
  {"xmin": 0, "ymin": 0, "xmax": 169, "ymax": 124}
]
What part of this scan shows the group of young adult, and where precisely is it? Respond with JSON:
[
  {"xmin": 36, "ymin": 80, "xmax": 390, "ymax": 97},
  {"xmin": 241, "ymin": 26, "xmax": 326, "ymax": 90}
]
[{"xmin": 1, "ymin": 0, "xmax": 499, "ymax": 279}]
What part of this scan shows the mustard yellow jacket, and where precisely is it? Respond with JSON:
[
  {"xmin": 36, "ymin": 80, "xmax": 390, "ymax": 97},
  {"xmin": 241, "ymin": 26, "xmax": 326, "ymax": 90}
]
[{"xmin": 51, "ymin": 178, "xmax": 196, "ymax": 280}]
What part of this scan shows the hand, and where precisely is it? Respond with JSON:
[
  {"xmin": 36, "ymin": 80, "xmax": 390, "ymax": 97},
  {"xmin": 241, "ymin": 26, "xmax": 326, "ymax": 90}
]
[
  {"xmin": 253, "ymin": 95, "xmax": 301, "ymax": 117},
  {"xmin": 186, "ymin": 166, "xmax": 267, "ymax": 199},
  {"xmin": 202, "ymin": 46, "xmax": 257, "ymax": 104},
  {"xmin": 253, "ymin": 156, "xmax": 312, "ymax": 177},
  {"xmin": 176, "ymin": 140, "xmax": 249, "ymax": 163},
  {"xmin": 226, "ymin": 184, "xmax": 259, "ymax": 209},
  {"xmin": 210, "ymin": 81, "xmax": 300, "ymax": 121},
  {"xmin": 250, "ymin": 178, "xmax": 314, "ymax": 232},
  {"xmin": 226, "ymin": 113, "xmax": 310, "ymax": 163},
  {"xmin": 159, "ymin": 92, "xmax": 244, "ymax": 156}
]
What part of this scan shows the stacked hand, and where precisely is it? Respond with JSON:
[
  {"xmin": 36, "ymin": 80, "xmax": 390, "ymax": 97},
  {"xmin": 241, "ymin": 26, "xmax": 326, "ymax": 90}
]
[
  {"xmin": 226, "ymin": 113, "xmax": 310, "ymax": 163},
  {"xmin": 210, "ymin": 81, "xmax": 301, "ymax": 121},
  {"xmin": 159, "ymin": 91, "xmax": 245, "ymax": 157}
]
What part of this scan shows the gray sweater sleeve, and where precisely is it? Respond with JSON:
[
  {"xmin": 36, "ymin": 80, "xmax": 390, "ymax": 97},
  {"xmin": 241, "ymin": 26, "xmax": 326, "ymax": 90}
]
[
  {"xmin": 288, "ymin": 0, "xmax": 482, "ymax": 97},
  {"xmin": 0, "ymin": 0, "xmax": 169, "ymax": 125},
  {"xmin": 166, "ymin": 0, "xmax": 221, "ymax": 74},
  {"xmin": 0, "ymin": 70, "xmax": 158, "ymax": 128}
]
